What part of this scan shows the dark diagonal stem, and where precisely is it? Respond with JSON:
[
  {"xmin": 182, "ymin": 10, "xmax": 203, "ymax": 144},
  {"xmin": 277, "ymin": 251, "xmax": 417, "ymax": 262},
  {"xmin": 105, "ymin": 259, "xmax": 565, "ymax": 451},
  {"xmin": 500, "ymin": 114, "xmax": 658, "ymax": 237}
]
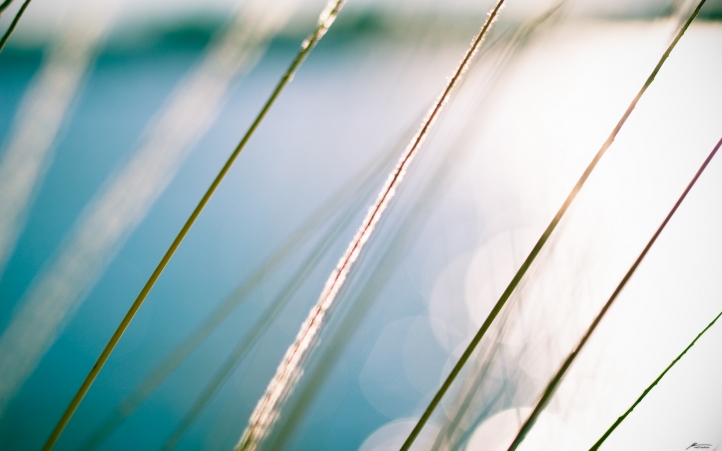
[{"xmin": 589, "ymin": 309, "xmax": 722, "ymax": 450}]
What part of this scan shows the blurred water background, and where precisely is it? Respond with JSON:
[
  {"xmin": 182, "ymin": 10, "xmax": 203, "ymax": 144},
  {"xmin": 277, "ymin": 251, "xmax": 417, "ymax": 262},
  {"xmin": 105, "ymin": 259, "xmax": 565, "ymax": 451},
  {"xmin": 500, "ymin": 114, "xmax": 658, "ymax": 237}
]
[{"xmin": 1, "ymin": 0, "xmax": 722, "ymax": 450}]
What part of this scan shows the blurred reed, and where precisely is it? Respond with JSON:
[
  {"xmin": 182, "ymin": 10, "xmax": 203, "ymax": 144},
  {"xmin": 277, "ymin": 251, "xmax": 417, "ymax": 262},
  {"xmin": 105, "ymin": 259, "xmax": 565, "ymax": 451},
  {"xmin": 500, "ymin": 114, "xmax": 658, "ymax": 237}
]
[
  {"xmin": 0, "ymin": 0, "xmax": 302, "ymax": 424},
  {"xmin": 1, "ymin": 0, "xmax": 297, "ymax": 429},
  {"xmin": 261, "ymin": 12, "xmax": 547, "ymax": 448},
  {"xmin": 0, "ymin": 0, "xmax": 111, "ymax": 281},
  {"xmin": 0, "ymin": 0, "xmax": 115, "ymax": 424},
  {"xmin": 34, "ymin": 0, "xmax": 348, "ymax": 448}
]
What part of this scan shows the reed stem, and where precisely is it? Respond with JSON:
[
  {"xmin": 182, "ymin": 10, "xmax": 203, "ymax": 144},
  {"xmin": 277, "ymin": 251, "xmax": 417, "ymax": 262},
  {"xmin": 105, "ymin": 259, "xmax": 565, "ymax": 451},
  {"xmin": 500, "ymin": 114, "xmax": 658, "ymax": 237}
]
[{"xmin": 589, "ymin": 309, "xmax": 722, "ymax": 450}]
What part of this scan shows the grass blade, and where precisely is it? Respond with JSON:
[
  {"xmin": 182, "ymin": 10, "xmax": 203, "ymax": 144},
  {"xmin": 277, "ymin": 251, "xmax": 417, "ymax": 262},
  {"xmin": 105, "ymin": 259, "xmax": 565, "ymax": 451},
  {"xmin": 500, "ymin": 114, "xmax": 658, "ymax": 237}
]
[
  {"xmin": 589, "ymin": 309, "xmax": 722, "ymax": 450},
  {"xmin": 506, "ymin": 135, "xmax": 722, "ymax": 451},
  {"xmin": 0, "ymin": 0, "xmax": 30, "ymax": 53},
  {"xmin": 39, "ymin": 1, "xmax": 347, "ymax": 449},
  {"xmin": 399, "ymin": 2, "xmax": 707, "ymax": 448}
]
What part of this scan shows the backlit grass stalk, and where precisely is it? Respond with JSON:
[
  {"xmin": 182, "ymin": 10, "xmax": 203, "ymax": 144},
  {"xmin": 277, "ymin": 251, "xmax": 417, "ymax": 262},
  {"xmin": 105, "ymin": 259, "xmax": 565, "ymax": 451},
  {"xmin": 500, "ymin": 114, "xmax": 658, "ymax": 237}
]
[
  {"xmin": 234, "ymin": 2, "xmax": 506, "ymax": 450},
  {"xmin": 400, "ymin": 1, "xmax": 707, "ymax": 448},
  {"xmin": 264, "ymin": 37, "xmax": 519, "ymax": 444},
  {"xmin": 265, "ymin": 106, "xmax": 474, "ymax": 451},
  {"xmin": 589, "ymin": 309, "xmax": 722, "ymax": 450},
  {"xmin": 0, "ymin": 0, "xmax": 116, "ymax": 419},
  {"xmin": 159, "ymin": 190, "xmax": 366, "ymax": 450},
  {"xmin": 40, "ymin": 1, "xmax": 347, "ymax": 449},
  {"xmin": 157, "ymin": 140, "xmax": 398, "ymax": 450},
  {"xmin": 507, "ymin": 136, "xmax": 722, "ymax": 451},
  {"xmin": 198, "ymin": 113, "xmax": 427, "ymax": 451},
  {"xmin": 77, "ymin": 105, "xmax": 404, "ymax": 451}
]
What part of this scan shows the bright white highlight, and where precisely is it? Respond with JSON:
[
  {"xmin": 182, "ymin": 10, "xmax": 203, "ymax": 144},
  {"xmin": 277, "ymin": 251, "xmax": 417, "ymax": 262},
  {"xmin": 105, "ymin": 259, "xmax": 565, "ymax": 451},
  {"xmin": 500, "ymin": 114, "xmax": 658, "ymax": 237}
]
[
  {"xmin": 0, "ymin": 0, "xmax": 299, "ymax": 416},
  {"xmin": 360, "ymin": 418, "xmax": 443, "ymax": 451}
]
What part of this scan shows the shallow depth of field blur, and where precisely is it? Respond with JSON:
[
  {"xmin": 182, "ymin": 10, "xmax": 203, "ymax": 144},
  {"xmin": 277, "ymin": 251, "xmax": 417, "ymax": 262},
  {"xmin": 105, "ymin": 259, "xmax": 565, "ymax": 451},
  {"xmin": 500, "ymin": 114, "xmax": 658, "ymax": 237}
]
[{"xmin": 1, "ymin": 0, "xmax": 721, "ymax": 449}]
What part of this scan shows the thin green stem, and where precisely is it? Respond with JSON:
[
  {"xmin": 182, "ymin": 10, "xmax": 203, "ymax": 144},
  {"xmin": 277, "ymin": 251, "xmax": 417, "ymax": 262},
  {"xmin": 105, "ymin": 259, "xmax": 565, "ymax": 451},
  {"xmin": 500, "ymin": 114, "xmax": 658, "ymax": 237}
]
[
  {"xmin": 588, "ymin": 317, "xmax": 722, "ymax": 447},
  {"xmin": 0, "ymin": 0, "xmax": 31, "ymax": 53},
  {"xmin": 400, "ymin": 1, "xmax": 707, "ymax": 449},
  {"xmin": 41, "ymin": 2, "xmax": 347, "ymax": 450},
  {"xmin": 507, "ymin": 135, "xmax": 722, "ymax": 451}
]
